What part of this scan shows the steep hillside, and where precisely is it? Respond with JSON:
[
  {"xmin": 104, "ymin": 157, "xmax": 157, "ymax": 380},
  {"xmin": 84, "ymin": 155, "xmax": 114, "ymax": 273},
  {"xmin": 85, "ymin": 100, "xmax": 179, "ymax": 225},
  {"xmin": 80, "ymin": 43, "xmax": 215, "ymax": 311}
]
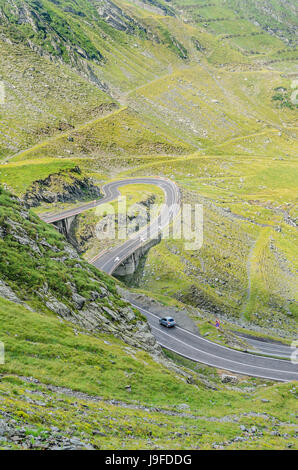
[
  {"xmin": 225, "ymin": 0, "xmax": 298, "ymax": 46},
  {"xmin": 1, "ymin": 295, "xmax": 297, "ymax": 450},
  {"xmin": 0, "ymin": 0, "xmax": 297, "ymax": 451},
  {"xmin": 172, "ymin": 0, "xmax": 297, "ymax": 54},
  {"xmin": 0, "ymin": 187, "xmax": 296, "ymax": 450},
  {"xmin": 1, "ymin": 0, "xmax": 295, "ymax": 161},
  {"xmin": 0, "ymin": 186, "xmax": 158, "ymax": 352},
  {"xmin": 0, "ymin": 0, "xmax": 297, "ymax": 336},
  {"xmin": 0, "ymin": 39, "xmax": 115, "ymax": 158},
  {"xmin": 0, "ymin": 295, "xmax": 297, "ymax": 450},
  {"xmin": 0, "ymin": 0, "xmax": 190, "ymax": 94}
]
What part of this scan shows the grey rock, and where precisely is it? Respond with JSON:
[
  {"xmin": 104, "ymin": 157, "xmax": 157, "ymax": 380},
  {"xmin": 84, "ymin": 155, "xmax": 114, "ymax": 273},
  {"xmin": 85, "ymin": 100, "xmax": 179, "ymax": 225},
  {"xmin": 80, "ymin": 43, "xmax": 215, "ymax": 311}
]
[
  {"xmin": 177, "ymin": 403, "xmax": 190, "ymax": 411},
  {"xmin": 50, "ymin": 426, "xmax": 60, "ymax": 432},
  {"xmin": 64, "ymin": 245, "xmax": 80, "ymax": 260},
  {"xmin": 221, "ymin": 374, "xmax": 239, "ymax": 384},
  {"xmin": 0, "ymin": 280, "xmax": 33, "ymax": 311},
  {"xmin": 0, "ymin": 280, "xmax": 22, "ymax": 304},
  {"xmin": 102, "ymin": 306, "xmax": 119, "ymax": 321},
  {"xmin": 45, "ymin": 298, "xmax": 71, "ymax": 317},
  {"xmin": 69, "ymin": 437, "xmax": 84, "ymax": 445},
  {"xmin": 121, "ymin": 306, "xmax": 135, "ymax": 321},
  {"xmin": 90, "ymin": 291, "xmax": 99, "ymax": 301},
  {"xmin": 233, "ymin": 436, "xmax": 245, "ymax": 442},
  {"xmin": 135, "ymin": 322, "xmax": 156, "ymax": 347},
  {"xmin": 24, "ymin": 168, "xmax": 101, "ymax": 209},
  {"xmin": 72, "ymin": 293, "xmax": 86, "ymax": 310}
]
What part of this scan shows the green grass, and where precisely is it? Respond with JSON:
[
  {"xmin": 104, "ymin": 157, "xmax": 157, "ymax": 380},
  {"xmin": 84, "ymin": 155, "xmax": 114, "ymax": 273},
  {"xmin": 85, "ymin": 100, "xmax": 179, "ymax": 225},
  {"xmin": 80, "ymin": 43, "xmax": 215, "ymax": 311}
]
[
  {"xmin": 2, "ymin": 50, "xmax": 296, "ymax": 335},
  {"xmin": 0, "ymin": 159, "xmax": 79, "ymax": 195},
  {"xmin": 0, "ymin": 186, "xmax": 129, "ymax": 318},
  {"xmin": 0, "ymin": 296, "xmax": 297, "ymax": 450},
  {"xmin": 118, "ymin": 148, "xmax": 297, "ymax": 333},
  {"xmin": 0, "ymin": 0, "xmax": 297, "ymax": 450},
  {"xmin": 11, "ymin": 107, "xmax": 193, "ymax": 164},
  {"xmin": 173, "ymin": 0, "xmax": 297, "ymax": 49},
  {"xmin": 128, "ymin": 66, "xmax": 297, "ymax": 152},
  {"xmin": 0, "ymin": 39, "xmax": 114, "ymax": 159}
]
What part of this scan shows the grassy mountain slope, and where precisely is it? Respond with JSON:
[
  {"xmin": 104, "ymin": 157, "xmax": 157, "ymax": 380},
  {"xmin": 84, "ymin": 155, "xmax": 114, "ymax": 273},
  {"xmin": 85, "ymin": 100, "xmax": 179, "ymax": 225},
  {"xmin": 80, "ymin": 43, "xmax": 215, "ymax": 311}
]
[
  {"xmin": 9, "ymin": 107, "xmax": 192, "ymax": 163},
  {"xmin": 225, "ymin": 0, "xmax": 298, "ymax": 46},
  {"xmin": 0, "ymin": 188, "xmax": 296, "ymax": 450},
  {"xmin": 0, "ymin": 39, "xmax": 115, "ymax": 159},
  {"xmin": 0, "ymin": 295, "xmax": 297, "ymax": 450},
  {"xmin": 0, "ymin": 0, "xmax": 297, "ymax": 450},
  {"xmin": 0, "ymin": 0, "xmax": 297, "ymax": 336},
  {"xmin": 0, "ymin": 0, "xmax": 191, "ymax": 93},
  {"xmin": 172, "ymin": 0, "xmax": 297, "ymax": 52},
  {"xmin": 128, "ymin": 65, "xmax": 298, "ymax": 150},
  {"xmin": 0, "ymin": 187, "xmax": 158, "ymax": 351}
]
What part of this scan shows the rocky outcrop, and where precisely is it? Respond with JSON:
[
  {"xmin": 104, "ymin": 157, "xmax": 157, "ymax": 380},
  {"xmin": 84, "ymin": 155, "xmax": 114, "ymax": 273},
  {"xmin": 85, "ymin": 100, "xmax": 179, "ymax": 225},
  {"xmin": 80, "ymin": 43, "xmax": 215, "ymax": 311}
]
[
  {"xmin": 41, "ymin": 282, "xmax": 161, "ymax": 355},
  {"xmin": 95, "ymin": 0, "xmax": 174, "ymax": 35},
  {"xmin": 177, "ymin": 284, "xmax": 227, "ymax": 316},
  {"xmin": 0, "ymin": 280, "xmax": 33, "ymax": 312},
  {"xmin": 0, "ymin": 187, "xmax": 161, "ymax": 355},
  {"xmin": 96, "ymin": 0, "xmax": 141, "ymax": 33},
  {"xmin": 0, "ymin": 2, "xmax": 104, "ymax": 63},
  {"xmin": 23, "ymin": 167, "xmax": 101, "ymax": 208},
  {"xmin": 0, "ymin": 414, "xmax": 95, "ymax": 450},
  {"xmin": 142, "ymin": 0, "xmax": 175, "ymax": 16},
  {"xmin": 221, "ymin": 374, "xmax": 239, "ymax": 384}
]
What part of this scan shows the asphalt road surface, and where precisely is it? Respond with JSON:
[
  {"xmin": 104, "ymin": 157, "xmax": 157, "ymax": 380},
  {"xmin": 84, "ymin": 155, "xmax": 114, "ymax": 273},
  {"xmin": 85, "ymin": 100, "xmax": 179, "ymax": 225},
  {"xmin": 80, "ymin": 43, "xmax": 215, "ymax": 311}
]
[
  {"xmin": 41, "ymin": 178, "xmax": 298, "ymax": 381},
  {"xmin": 41, "ymin": 177, "xmax": 180, "ymax": 275},
  {"xmin": 132, "ymin": 302, "xmax": 298, "ymax": 382},
  {"xmin": 236, "ymin": 334, "xmax": 294, "ymax": 359}
]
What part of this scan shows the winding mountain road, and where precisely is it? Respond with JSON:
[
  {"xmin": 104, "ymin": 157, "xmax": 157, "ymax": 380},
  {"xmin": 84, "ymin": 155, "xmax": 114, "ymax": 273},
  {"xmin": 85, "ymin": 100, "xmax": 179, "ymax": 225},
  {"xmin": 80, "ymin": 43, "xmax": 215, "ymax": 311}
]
[{"xmin": 41, "ymin": 177, "xmax": 298, "ymax": 382}]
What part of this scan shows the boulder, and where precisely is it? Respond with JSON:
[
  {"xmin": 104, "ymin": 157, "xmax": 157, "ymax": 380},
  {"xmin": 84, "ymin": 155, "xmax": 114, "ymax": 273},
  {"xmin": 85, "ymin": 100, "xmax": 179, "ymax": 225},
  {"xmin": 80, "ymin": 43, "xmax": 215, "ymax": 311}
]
[
  {"xmin": 221, "ymin": 374, "xmax": 239, "ymax": 384},
  {"xmin": 72, "ymin": 293, "xmax": 86, "ymax": 310}
]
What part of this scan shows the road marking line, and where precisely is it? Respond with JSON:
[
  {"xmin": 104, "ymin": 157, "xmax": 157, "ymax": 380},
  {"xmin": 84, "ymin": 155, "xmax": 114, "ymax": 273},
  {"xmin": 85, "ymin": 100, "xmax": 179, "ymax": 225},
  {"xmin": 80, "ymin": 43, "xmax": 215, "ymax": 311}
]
[
  {"xmin": 157, "ymin": 342, "xmax": 289, "ymax": 382},
  {"xmin": 132, "ymin": 303, "xmax": 297, "ymax": 367},
  {"xmin": 149, "ymin": 325, "xmax": 298, "ymax": 376}
]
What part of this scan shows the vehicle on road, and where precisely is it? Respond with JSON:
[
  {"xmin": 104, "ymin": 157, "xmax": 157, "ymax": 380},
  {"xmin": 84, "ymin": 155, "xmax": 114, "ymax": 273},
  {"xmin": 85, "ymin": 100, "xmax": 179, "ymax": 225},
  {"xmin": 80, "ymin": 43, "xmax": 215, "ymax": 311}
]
[
  {"xmin": 159, "ymin": 317, "xmax": 176, "ymax": 328},
  {"xmin": 114, "ymin": 256, "xmax": 120, "ymax": 263}
]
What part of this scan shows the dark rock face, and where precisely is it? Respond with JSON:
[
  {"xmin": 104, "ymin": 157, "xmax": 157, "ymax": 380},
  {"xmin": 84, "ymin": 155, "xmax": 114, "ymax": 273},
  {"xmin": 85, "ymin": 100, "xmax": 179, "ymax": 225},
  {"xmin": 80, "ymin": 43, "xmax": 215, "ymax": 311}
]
[
  {"xmin": 23, "ymin": 167, "xmax": 102, "ymax": 208},
  {"xmin": 95, "ymin": 0, "xmax": 148, "ymax": 34},
  {"xmin": 0, "ymin": 187, "xmax": 161, "ymax": 355},
  {"xmin": 0, "ymin": 1, "xmax": 104, "ymax": 64},
  {"xmin": 0, "ymin": 1, "xmax": 110, "ymax": 92},
  {"xmin": 142, "ymin": 0, "xmax": 175, "ymax": 16},
  {"xmin": 95, "ymin": 0, "xmax": 175, "ymax": 36}
]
